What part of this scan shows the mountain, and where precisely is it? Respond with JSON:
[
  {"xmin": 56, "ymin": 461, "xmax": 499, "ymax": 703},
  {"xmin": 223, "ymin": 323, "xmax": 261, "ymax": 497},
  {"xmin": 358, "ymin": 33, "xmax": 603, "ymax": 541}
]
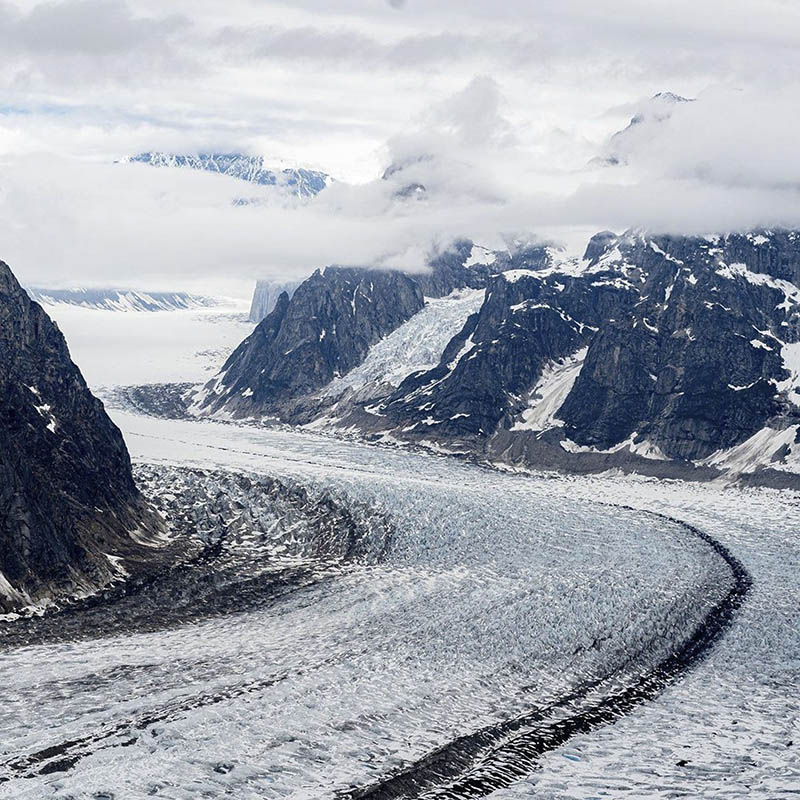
[
  {"xmin": 249, "ymin": 278, "xmax": 304, "ymax": 322},
  {"xmin": 195, "ymin": 267, "xmax": 427, "ymax": 417},
  {"xmin": 192, "ymin": 241, "xmax": 555, "ymax": 419},
  {"xmin": 0, "ymin": 261, "xmax": 165, "ymax": 613},
  {"xmin": 191, "ymin": 231, "xmax": 800, "ymax": 484},
  {"xmin": 26, "ymin": 287, "xmax": 222, "ymax": 312},
  {"xmin": 127, "ymin": 153, "xmax": 330, "ymax": 198},
  {"xmin": 556, "ymin": 232, "xmax": 797, "ymax": 461},
  {"xmin": 590, "ymin": 91, "xmax": 694, "ymax": 168}
]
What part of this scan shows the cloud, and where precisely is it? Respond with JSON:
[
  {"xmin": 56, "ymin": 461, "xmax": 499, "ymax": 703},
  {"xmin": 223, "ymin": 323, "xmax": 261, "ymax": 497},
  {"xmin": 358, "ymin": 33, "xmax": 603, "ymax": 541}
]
[
  {"xmin": 591, "ymin": 85, "xmax": 800, "ymax": 194},
  {"xmin": 0, "ymin": 3, "xmax": 799, "ymax": 295},
  {"xmin": 426, "ymin": 76, "xmax": 515, "ymax": 148},
  {"xmin": 10, "ymin": 0, "xmax": 185, "ymax": 55},
  {"xmin": 0, "ymin": 0, "xmax": 191, "ymax": 90},
  {"xmin": 6, "ymin": 77, "xmax": 800, "ymax": 301},
  {"xmin": 387, "ymin": 0, "xmax": 407, "ymax": 7}
]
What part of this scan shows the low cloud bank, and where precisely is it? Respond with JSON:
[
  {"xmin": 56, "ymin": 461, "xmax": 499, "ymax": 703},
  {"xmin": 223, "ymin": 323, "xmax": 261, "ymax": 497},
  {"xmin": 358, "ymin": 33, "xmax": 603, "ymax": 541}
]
[{"xmin": 2, "ymin": 80, "xmax": 800, "ymax": 294}]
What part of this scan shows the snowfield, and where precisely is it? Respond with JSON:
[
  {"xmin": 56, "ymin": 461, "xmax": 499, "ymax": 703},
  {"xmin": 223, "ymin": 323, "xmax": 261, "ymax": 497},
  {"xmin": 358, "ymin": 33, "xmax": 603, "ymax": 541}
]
[
  {"xmin": 321, "ymin": 288, "xmax": 486, "ymax": 401},
  {"xmin": 46, "ymin": 303, "xmax": 253, "ymax": 389}
]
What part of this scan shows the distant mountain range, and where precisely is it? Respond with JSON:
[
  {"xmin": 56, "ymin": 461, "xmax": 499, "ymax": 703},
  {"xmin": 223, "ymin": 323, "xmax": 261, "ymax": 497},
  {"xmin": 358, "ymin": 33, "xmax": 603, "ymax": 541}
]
[
  {"xmin": 26, "ymin": 288, "xmax": 223, "ymax": 312},
  {"xmin": 126, "ymin": 153, "xmax": 331, "ymax": 198}
]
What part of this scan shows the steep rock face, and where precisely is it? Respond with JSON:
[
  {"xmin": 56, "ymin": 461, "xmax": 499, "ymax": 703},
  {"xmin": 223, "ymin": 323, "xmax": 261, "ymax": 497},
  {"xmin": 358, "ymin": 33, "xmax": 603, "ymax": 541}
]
[
  {"xmin": 376, "ymin": 245, "xmax": 640, "ymax": 441},
  {"xmin": 0, "ymin": 261, "xmax": 164, "ymax": 611},
  {"xmin": 559, "ymin": 232, "xmax": 800, "ymax": 460},
  {"xmin": 337, "ymin": 229, "xmax": 799, "ymax": 477},
  {"xmin": 196, "ymin": 268, "xmax": 426, "ymax": 417},
  {"xmin": 249, "ymin": 278, "xmax": 303, "ymax": 322},
  {"xmin": 197, "ymin": 242, "xmax": 542, "ymax": 417}
]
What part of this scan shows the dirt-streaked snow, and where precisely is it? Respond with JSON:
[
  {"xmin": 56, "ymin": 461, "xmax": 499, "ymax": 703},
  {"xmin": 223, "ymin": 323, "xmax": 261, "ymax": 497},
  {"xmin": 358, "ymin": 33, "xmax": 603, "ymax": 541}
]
[
  {"xmin": 487, "ymin": 471, "xmax": 800, "ymax": 800},
  {"xmin": 511, "ymin": 347, "xmax": 587, "ymax": 432}
]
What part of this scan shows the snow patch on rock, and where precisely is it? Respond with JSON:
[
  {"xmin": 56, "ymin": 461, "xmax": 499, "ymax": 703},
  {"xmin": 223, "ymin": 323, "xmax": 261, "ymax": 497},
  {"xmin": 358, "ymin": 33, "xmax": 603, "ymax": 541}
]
[{"xmin": 511, "ymin": 348, "xmax": 588, "ymax": 432}]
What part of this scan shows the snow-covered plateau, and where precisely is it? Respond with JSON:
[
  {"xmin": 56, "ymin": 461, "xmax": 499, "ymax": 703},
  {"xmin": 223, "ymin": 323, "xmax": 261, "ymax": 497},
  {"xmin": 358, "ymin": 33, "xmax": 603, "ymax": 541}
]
[
  {"xmin": 1, "ymin": 289, "xmax": 796, "ymax": 799},
  {"xmin": 45, "ymin": 302, "xmax": 254, "ymax": 389}
]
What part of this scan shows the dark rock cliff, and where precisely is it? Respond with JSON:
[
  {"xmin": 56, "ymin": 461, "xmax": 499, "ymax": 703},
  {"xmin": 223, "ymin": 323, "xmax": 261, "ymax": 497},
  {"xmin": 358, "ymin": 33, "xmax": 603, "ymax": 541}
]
[
  {"xmin": 190, "ymin": 230, "xmax": 800, "ymax": 480},
  {"xmin": 0, "ymin": 260, "xmax": 164, "ymax": 612},
  {"xmin": 376, "ymin": 239, "xmax": 641, "ymax": 442},
  {"xmin": 559, "ymin": 232, "xmax": 799, "ymax": 460},
  {"xmin": 195, "ymin": 242, "xmax": 541, "ymax": 418},
  {"xmin": 355, "ymin": 230, "xmax": 799, "ymax": 474},
  {"xmin": 196, "ymin": 267, "xmax": 426, "ymax": 417}
]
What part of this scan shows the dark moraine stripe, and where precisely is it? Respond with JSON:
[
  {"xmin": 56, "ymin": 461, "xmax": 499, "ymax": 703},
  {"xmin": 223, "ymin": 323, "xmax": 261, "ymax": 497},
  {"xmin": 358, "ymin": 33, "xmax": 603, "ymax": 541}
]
[{"xmin": 340, "ymin": 508, "xmax": 751, "ymax": 800}]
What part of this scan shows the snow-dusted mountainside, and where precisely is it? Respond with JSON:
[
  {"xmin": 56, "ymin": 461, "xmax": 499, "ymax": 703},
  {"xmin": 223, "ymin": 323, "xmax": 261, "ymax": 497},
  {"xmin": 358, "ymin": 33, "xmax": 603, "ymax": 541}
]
[
  {"xmin": 195, "ymin": 267, "xmax": 427, "ymax": 417},
  {"xmin": 190, "ymin": 230, "xmax": 800, "ymax": 485},
  {"xmin": 127, "ymin": 153, "xmax": 330, "ymax": 198},
  {"xmin": 0, "ymin": 260, "xmax": 166, "ymax": 613},
  {"xmin": 27, "ymin": 287, "xmax": 222, "ymax": 312},
  {"xmin": 192, "ymin": 240, "xmax": 552, "ymax": 418}
]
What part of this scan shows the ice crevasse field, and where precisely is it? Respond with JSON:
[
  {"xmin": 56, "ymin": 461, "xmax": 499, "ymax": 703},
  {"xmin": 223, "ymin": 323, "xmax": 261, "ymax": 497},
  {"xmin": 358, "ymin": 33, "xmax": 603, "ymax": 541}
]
[{"xmin": 0, "ymin": 302, "xmax": 797, "ymax": 799}]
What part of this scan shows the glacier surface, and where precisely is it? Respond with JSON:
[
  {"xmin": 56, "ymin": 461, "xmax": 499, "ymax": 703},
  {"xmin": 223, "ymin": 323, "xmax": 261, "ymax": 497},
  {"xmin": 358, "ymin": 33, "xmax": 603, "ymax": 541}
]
[{"xmin": 0, "ymin": 411, "xmax": 742, "ymax": 798}]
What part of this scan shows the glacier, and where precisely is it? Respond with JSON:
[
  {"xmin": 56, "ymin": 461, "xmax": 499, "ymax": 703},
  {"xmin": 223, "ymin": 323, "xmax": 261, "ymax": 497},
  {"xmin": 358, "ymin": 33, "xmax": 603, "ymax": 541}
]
[
  {"xmin": 1, "ymin": 287, "xmax": 796, "ymax": 799},
  {"xmin": 0, "ymin": 410, "xmax": 747, "ymax": 797}
]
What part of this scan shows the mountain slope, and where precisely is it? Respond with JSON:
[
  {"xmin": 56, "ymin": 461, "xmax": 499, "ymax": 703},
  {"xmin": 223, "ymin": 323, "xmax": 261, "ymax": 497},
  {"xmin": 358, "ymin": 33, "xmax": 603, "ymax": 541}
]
[
  {"xmin": 0, "ymin": 261, "xmax": 165, "ymax": 612},
  {"xmin": 558, "ymin": 233, "xmax": 798, "ymax": 460},
  {"xmin": 128, "ymin": 153, "xmax": 330, "ymax": 198},
  {"xmin": 188, "ymin": 230, "xmax": 800, "ymax": 482},
  {"xmin": 193, "ymin": 242, "xmax": 552, "ymax": 419},
  {"xmin": 195, "ymin": 267, "xmax": 426, "ymax": 417}
]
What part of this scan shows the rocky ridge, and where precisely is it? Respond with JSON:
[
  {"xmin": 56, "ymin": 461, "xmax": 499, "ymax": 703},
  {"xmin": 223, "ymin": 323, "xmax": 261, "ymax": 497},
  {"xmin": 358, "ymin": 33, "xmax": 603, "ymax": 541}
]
[
  {"xmin": 190, "ymin": 231, "xmax": 800, "ymax": 484},
  {"xmin": 128, "ymin": 153, "xmax": 330, "ymax": 198},
  {"xmin": 0, "ymin": 260, "xmax": 166, "ymax": 613},
  {"xmin": 194, "ymin": 241, "xmax": 551, "ymax": 418},
  {"xmin": 26, "ymin": 287, "xmax": 221, "ymax": 313}
]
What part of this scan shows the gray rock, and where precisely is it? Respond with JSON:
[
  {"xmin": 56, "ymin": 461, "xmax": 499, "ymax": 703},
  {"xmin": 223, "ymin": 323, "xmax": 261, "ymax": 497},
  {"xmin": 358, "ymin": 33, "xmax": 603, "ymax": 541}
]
[
  {"xmin": 560, "ymin": 232, "xmax": 799, "ymax": 460},
  {"xmin": 0, "ymin": 260, "xmax": 164, "ymax": 612},
  {"xmin": 197, "ymin": 267, "xmax": 426, "ymax": 417}
]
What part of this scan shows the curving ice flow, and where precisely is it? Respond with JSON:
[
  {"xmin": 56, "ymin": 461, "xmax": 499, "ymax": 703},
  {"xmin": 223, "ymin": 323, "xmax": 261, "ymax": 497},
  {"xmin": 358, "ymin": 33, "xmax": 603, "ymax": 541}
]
[
  {"xmin": 320, "ymin": 288, "xmax": 486, "ymax": 401},
  {"xmin": 0, "ymin": 412, "xmax": 739, "ymax": 799},
  {"xmin": 487, "ymin": 475, "xmax": 799, "ymax": 800}
]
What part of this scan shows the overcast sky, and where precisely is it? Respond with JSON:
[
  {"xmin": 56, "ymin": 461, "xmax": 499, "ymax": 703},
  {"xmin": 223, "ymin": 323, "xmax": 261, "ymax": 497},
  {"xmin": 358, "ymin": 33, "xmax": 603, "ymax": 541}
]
[{"xmin": 1, "ymin": 0, "xmax": 800, "ymax": 295}]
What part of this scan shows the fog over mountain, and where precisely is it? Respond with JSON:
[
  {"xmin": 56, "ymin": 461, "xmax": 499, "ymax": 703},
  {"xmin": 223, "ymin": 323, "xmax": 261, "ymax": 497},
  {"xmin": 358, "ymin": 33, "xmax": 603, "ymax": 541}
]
[{"xmin": 0, "ymin": 0, "xmax": 799, "ymax": 294}]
